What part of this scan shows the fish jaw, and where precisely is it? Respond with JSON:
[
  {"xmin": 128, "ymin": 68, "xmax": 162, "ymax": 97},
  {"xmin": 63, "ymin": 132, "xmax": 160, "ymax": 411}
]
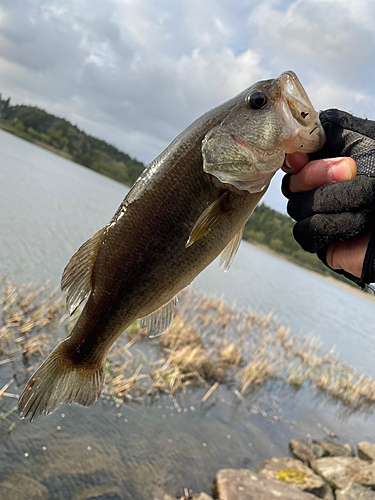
[{"xmin": 276, "ymin": 71, "xmax": 326, "ymax": 153}]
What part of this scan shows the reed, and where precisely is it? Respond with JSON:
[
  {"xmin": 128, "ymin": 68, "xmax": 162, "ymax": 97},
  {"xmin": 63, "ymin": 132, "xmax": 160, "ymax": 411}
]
[{"xmin": 1, "ymin": 278, "xmax": 375, "ymax": 414}]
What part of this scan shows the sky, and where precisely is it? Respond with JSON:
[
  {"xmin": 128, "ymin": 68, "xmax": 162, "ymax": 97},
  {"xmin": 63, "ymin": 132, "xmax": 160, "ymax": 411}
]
[{"xmin": 1, "ymin": 0, "xmax": 375, "ymax": 213}]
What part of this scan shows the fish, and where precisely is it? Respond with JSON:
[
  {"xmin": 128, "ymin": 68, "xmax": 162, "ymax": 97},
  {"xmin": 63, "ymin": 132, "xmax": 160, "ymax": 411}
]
[{"xmin": 18, "ymin": 71, "xmax": 325, "ymax": 420}]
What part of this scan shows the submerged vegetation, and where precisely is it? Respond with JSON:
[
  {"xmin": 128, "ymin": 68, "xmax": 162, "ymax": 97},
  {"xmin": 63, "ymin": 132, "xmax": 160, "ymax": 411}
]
[{"xmin": 1, "ymin": 278, "xmax": 375, "ymax": 418}]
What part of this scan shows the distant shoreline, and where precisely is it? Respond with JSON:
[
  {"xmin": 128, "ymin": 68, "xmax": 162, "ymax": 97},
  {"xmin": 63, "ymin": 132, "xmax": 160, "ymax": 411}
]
[
  {"xmin": 250, "ymin": 240, "xmax": 375, "ymax": 303},
  {"xmin": 1, "ymin": 122, "xmax": 373, "ymax": 303}
]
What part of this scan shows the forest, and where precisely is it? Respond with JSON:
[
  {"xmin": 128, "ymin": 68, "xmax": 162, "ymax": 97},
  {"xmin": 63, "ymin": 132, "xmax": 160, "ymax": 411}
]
[
  {"xmin": 0, "ymin": 94, "xmax": 350, "ymax": 285},
  {"xmin": 243, "ymin": 204, "xmax": 347, "ymax": 282},
  {"xmin": 0, "ymin": 95, "xmax": 144, "ymax": 185}
]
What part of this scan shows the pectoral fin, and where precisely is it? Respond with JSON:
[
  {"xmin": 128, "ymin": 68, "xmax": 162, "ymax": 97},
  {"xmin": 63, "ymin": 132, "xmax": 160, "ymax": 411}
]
[
  {"xmin": 61, "ymin": 227, "xmax": 106, "ymax": 315},
  {"xmin": 186, "ymin": 192, "xmax": 230, "ymax": 248},
  {"xmin": 139, "ymin": 297, "xmax": 177, "ymax": 338},
  {"xmin": 219, "ymin": 225, "xmax": 244, "ymax": 272}
]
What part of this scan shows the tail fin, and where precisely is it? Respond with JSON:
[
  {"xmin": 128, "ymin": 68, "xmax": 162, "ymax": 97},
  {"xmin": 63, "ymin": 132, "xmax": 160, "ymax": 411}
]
[{"xmin": 17, "ymin": 342, "xmax": 104, "ymax": 421}]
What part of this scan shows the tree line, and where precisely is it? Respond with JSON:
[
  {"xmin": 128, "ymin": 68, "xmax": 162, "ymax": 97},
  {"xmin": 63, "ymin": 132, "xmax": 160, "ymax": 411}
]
[
  {"xmin": 0, "ymin": 94, "xmax": 144, "ymax": 185},
  {"xmin": 244, "ymin": 203, "xmax": 353, "ymax": 285}
]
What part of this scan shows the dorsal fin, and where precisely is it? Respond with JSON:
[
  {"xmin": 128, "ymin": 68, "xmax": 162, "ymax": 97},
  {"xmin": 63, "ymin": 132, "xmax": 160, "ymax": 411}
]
[
  {"xmin": 138, "ymin": 297, "xmax": 177, "ymax": 338},
  {"xmin": 61, "ymin": 227, "xmax": 106, "ymax": 315},
  {"xmin": 186, "ymin": 192, "xmax": 230, "ymax": 248},
  {"xmin": 219, "ymin": 225, "xmax": 244, "ymax": 273}
]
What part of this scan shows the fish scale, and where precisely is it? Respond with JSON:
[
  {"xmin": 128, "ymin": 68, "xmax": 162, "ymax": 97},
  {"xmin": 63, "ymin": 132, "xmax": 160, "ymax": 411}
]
[{"xmin": 18, "ymin": 71, "xmax": 326, "ymax": 420}]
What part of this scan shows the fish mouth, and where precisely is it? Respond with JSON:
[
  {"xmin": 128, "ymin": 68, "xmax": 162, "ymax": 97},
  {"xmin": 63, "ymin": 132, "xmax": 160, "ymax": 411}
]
[
  {"xmin": 275, "ymin": 72, "xmax": 326, "ymax": 152},
  {"xmin": 309, "ymin": 122, "xmax": 321, "ymax": 135}
]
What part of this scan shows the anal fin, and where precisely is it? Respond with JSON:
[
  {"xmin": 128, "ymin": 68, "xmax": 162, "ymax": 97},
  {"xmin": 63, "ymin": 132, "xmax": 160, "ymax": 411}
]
[
  {"xmin": 61, "ymin": 226, "xmax": 106, "ymax": 315},
  {"xmin": 219, "ymin": 225, "xmax": 244, "ymax": 272},
  {"xmin": 139, "ymin": 297, "xmax": 177, "ymax": 338},
  {"xmin": 186, "ymin": 192, "xmax": 230, "ymax": 248}
]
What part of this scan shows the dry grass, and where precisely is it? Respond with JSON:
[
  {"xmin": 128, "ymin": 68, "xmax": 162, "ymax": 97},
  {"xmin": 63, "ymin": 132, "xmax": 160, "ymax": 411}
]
[
  {"xmin": 219, "ymin": 343, "xmax": 243, "ymax": 368},
  {"xmin": 0, "ymin": 278, "xmax": 63, "ymax": 355},
  {"xmin": 1, "ymin": 278, "xmax": 375, "ymax": 413},
  {"xmin": 158, "ymin": 315, "xmax": 203, "ymax": 350}
]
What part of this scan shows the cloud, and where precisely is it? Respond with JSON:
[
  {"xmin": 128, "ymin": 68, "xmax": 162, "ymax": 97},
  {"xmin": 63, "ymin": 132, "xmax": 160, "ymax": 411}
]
[
  {"xmin": 0, "ymin": 0, "xmax": 270, "ymax": 163},
  {"xmin": 0, "ymin": 0, "xmax": 375, "ymax": 212},
  {"xmin": 249, "ymin": 0, "xmax": 375, "ymax": 91}
]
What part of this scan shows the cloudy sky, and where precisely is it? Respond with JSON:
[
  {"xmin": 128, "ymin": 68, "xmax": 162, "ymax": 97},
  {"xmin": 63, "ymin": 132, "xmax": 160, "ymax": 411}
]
[{"xmin": 1, "ymin": 0, "xmax": 375, "ymax": 212}]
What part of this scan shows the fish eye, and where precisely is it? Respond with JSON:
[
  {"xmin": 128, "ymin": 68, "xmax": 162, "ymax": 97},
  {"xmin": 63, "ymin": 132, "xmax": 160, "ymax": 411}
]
[{"xmin": 247, "ymin": 91, "xmax": 268, "ymax": 110}]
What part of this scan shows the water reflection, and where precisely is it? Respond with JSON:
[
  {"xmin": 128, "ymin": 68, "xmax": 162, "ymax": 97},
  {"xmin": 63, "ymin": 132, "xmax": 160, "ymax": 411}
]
[
  {"xmin": 2, "ymin": 379, "xmax": 375, "ymax": 499},
  {"xmin": 1, "ymin": 130, "xmax": 375, "ymax": 498}
]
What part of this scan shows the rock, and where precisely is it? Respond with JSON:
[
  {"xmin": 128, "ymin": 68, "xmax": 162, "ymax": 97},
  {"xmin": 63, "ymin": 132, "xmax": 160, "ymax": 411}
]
[
  {"xmin": 196, "ymin": 494, "xmax": 213, "ymax": 500},
  {"xmin": 312, "ymin": 457, "xmax": 375, "ymax": 490},
  {"xmin": 290, "ymin": 439, "xmax": 327, "ymax": 465},
  {"xmin": 358, "ymin": 442, "xmax": 375, "ymax": 462},
  {"xmin": 343, "ymin": 444, "xmax": 355, "ymax": 457},
  {"xmin": 214, "ymin": 468, "xmax": 320, "ymax": 499},
  {"xmin": 0, "ymin": 474, "xmax": 48, "ymax": 500},
  {"xmin": 336, "ymin": 483, "xmax": 375, "ymax": 499},
  {"xmin": 256, "ymin": 457, "xmax": 334, "ymax": 499},
  {"xmin": 314, "ymin": 441, "xmax": 354, "ymax": 458}
]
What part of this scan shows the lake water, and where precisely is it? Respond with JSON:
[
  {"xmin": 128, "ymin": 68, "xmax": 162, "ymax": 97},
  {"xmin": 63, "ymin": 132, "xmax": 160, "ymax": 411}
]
[{"xmin": 1, "ymin": 129, "xmax": 375, "ymax": 499}]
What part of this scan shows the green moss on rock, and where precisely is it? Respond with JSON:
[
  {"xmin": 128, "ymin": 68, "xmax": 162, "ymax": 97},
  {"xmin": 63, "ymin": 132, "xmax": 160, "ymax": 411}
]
[{"xmin": 276, "ymin": 467, "xmax": 312, "ymax": 484}]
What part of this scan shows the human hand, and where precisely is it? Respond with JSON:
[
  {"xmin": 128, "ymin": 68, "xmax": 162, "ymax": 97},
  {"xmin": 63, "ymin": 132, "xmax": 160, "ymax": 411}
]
[
  {"xmin": 283, "ymin": 153, "xmax": 369, "ymax": 278},
  {"xmin": 282, "ymin": 109, "xmax": 375, "ymax": 288}
]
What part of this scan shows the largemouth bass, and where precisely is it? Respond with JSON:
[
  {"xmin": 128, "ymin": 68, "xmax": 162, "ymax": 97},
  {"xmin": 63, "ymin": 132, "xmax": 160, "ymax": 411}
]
[{"xmin": 18, "ymin": 71, "xmax": 325, "ymax": 420}]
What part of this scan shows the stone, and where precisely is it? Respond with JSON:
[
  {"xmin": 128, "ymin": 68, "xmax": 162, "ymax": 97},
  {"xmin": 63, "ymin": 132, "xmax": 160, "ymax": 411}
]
[
  {"xmin": 312, "ymin": 457, "xmax": 375, "ymax": 490},
  {"xmin": 343, "ymin": 444, "xmax": 355, "ymax": 457},
  {"xmin": 290, "ymin": 439, "xmax": 327, "ymax": 465},
  {"xmin": 336, "ymin": 483, "xmax": 375, "ymax": 499},
  {"xmin": 314, "ymin": 441, "xmax": 354, "ymax": 458},
  {"xmin": 358, "ymin": 442, "xmax": 375, "ymax": 462},
  {"xmin": 256, "ymin": 457, "xmax": 334, "ymax": 499},
  {"xmin": 196, "ymin": 493, "xmax": 213, "ymax": 500},
  {"xmin": 214, "ymin": 469, "xmax": 320, "ymax": 499},
  {"xmin": 0, "ymin": 473, "xmax": 48, "ymax": 500}
]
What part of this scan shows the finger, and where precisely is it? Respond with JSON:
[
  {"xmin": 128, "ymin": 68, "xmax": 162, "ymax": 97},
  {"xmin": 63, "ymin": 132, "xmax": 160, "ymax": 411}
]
[
  {"xmin": 293, "ymin": 212, "xmax": 368, "ymax": 252},
  {"xmin": 326, "ymin": 232, "xmax": 370, "ymax": 278},
  {"xmin": 282, "ymin": 152, "xmax": 309, "ymax": 173},
  {"xmin": 287, "ymin": 176, "xmax": 375, "ymax": 221},
  {"xmin": 289, "ymin": 157, "xmax": 357, "ymax": 193}
]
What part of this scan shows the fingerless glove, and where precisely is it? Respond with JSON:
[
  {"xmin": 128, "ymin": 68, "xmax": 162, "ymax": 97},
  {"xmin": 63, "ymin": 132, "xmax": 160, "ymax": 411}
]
[{"xmin": 282, "ymin": 109, "xmax": 375, "ymax": 287}]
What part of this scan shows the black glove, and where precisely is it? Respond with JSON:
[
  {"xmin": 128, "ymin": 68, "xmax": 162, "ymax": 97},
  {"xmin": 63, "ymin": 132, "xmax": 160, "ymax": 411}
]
[{"xmin": 282, "ymin": 109, "xmax": 375, "ymax": 288}]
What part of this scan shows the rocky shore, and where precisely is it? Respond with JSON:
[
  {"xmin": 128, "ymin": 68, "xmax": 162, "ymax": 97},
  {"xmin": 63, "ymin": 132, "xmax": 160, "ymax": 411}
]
[{"xmin": 158, "ymin": 440, "xmax": 375, "ymax": 500}]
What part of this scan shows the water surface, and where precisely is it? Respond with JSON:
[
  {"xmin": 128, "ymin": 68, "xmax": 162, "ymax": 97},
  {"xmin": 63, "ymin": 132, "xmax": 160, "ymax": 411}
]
[{"xmin": 1, "ymin": 130, "xmax": 375, "ymax": 499}]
